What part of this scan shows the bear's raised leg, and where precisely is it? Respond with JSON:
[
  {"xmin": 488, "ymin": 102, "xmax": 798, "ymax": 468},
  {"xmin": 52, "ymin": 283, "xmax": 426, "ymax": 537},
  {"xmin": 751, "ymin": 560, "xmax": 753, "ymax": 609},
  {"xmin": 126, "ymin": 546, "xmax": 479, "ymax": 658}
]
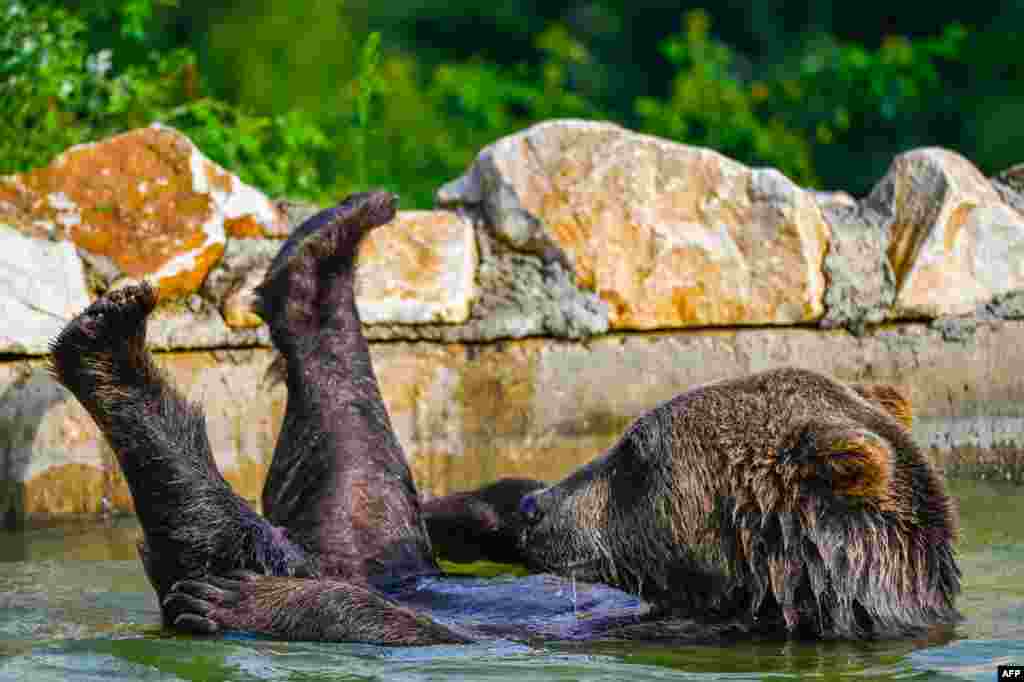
[
  {"xmin": 49, "ymin": 284, "xmax": 310, "ymax": 610},
  {"xmin": 255, "ymin": 192, "xmax": 436, "ymax": 584}
]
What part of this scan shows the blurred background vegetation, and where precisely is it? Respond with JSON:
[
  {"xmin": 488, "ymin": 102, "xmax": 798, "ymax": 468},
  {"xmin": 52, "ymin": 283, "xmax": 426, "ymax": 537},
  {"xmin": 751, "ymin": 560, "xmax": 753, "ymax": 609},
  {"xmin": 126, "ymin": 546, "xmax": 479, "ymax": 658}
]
[{"xmin": 2, "ymin": 0, "xmax": 1021, "ymax": 208}]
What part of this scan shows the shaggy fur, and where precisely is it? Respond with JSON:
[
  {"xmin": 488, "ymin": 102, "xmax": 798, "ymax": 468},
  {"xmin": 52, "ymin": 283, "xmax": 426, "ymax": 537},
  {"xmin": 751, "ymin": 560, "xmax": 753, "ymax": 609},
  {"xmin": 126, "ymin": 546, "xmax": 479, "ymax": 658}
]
[
  {"xmin": 515, "ymin": 371, "xmax": 961, "ymax": 640},
  {"xmin": 50, "ymin": 192, "xmax": 447, "ymax": 641},
  {"xmin": 48, "ymin": 285, "xmax": 311, "ymax": 616},
  {"xmin": 252, "ymin": 191, "xmax": 436, "ymax": 584}
]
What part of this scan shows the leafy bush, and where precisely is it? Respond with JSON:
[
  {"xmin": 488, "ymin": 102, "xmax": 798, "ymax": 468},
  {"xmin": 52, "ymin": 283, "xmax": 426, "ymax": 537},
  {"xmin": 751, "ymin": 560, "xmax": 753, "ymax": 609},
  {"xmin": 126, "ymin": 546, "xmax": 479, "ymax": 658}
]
[
  {"xmin": 637, "ymin": 11, "xmax": 966, "ymax": 187},
  {"xmin": 0, "ymin": 1, "xmax": 339, "ymax": 202},
  {"xmin": 769, "ymin": 23, "xmax": 966, "ymax": 143},
  {"xmin": 1, "ymin": 1, "xmax": 605, "ymax": 207},
  {"xmin": 636, "ymin": 11, "xmax": 817, "ymax": 184},
  {"xmin": 764, "ymin": 23, "xmax": 967, "ymax": 190},
  {"xmin": 1, "ymin": 3, "xmax": 99, "ymax": 172},
  {"xmin": 1, "ymin": 1, "xmax": 972, "ymax": 207}
]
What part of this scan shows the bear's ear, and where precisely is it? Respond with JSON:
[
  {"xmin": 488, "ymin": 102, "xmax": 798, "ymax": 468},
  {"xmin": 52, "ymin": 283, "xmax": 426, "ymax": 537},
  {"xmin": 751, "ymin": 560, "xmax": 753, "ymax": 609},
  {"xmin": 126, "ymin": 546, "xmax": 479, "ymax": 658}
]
[
  {"xmin": 783, "ymin": 420, "xmax": 897, "ymax": 510},
  {"xmin": 850, "ymin": 383, "xmax": 913, "ymax": 429}
]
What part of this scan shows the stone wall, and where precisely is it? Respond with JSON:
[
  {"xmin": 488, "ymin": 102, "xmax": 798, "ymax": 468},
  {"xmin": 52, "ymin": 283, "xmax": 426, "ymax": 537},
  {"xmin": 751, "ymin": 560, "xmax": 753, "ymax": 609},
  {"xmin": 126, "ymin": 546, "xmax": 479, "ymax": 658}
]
[{"xmin": 2, "ymin": 120, "xmax": 1023, "ymax": 524}]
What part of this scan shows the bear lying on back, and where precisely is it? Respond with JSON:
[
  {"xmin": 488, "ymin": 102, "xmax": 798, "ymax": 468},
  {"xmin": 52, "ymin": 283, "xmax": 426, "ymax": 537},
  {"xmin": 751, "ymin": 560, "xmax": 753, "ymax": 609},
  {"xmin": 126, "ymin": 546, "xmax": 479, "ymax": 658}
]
[{"xmin": 49, "ymin": 191, "xmax": 959, "ymax": 644}]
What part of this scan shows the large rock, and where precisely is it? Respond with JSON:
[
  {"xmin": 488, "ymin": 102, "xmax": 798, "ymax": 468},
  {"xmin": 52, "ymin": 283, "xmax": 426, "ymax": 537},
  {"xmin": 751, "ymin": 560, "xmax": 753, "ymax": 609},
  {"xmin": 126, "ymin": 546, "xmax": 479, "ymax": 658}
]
[
  {"xmin": 870, "ymin": 148, "xmax": 1024, "ymax": 319},
  {"xmin": 143, "ymin": 299, "xmax": 271, "ymax": 350},
  {"xmin": 201, "ymin": 238, "xmax": 280, "ymax": 329},
  {"xmin": 300, "ymin": 204, "xmax": 600, "ymax": 342},
  {"xmin": 355, "ymin": 210, "xmax": 477, "ymax": 325},
  {"xmin": 818, "ymin": 199, "xmax": 897, "ymax": 334},
  {"xmin": 0, "ymin": 125, "xmax": 287, "ymax": 299},
  {"xmin": 438, "ymin": 119, "xmax": 831, "ymax": 330},
  {"xmin": 0, "ymin": 226, "xmax": 91, "ymax": 354},
  {"xmin": 202, "ymin": 210, "xmax": 479, "ymax": 330},
  {"xmin": 363, "ymin": 222, "xmax": 610, "ymax": 343}
]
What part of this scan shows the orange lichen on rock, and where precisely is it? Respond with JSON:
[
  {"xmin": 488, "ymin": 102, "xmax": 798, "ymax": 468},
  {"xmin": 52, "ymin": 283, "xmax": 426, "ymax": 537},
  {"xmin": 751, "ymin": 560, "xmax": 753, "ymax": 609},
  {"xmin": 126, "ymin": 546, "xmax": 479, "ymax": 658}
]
[{"xmin": 0, "ymin": 125, "xmax": 287, "ymax": 299}]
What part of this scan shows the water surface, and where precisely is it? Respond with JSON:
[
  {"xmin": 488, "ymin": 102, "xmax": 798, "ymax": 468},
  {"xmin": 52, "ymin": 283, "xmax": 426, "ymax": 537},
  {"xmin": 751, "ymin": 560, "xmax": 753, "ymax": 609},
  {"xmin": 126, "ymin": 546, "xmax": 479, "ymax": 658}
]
[{"xmin": 1, "ymin": 479, "xmax": 1021, "ymax": 681}]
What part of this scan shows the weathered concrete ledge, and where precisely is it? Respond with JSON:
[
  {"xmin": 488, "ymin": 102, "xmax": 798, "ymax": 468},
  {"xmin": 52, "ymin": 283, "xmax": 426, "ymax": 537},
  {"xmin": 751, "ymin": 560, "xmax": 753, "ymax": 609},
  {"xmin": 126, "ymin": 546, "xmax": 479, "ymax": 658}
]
[
  {"xmin": 3, "ymin": 319, "xmax": 1023, "ymax": 525},
  {"xmin": 2, "ymin": 119, "xmax": 1023, "ymax": 523}
]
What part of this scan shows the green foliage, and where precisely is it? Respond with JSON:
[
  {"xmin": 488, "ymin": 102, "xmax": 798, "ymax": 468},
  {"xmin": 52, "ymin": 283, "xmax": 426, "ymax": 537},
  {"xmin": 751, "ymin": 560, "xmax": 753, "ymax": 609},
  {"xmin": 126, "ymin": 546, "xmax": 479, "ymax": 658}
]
[
  {"xmin": 763, "ymin": 23, "xmax": 967, "ymax": 185},
  {"xmin": 636, "ymin": 11, "xmax": 817, "ymax": 184},
  {"xmin": 431, "ymin": 25, "xmax": 600, "ymax": 131},
  {"xmin": 354, "ymin": 32, "xmax": 382, "ymax": 189},
  {"xmin": 0, "ymin": 0, "xmax": 989, "ymax": 208},
  {"xmin": 0, "ymin": 1, "xmax": 195, "ymax": 174},
  {"xmin": 0, "ymin": 0, "xmax": 343, "ymax": 203},
  {"xmin": 316, "ymin": 23, "xmax": 606, "ymax": 206},
  {"xmin": 637, "ymin": 11, "xmax": 967, "ymax": 187},
  {"xmin": 0, "ymin": 1, "xmax": 602, "ymax": 207},
  {"xmin": 162, "ymin": 101, "xmax": 332, "ymax": 200},
  {"xmin": 0, "ymin": 3, "xmax": 93, "ymax": 172}
]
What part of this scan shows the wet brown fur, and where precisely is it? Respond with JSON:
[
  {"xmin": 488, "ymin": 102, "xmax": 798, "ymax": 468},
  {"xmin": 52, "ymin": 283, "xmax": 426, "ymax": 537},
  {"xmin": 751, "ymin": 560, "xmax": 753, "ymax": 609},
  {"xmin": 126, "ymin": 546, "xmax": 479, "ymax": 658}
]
[
  {"xmin": 48, "ymin": 284, "xmax": 312, "ymax": 615},
  {"xmin": 169, "ymin": 573, "xmax": 472, "ymax": 645},
  {"xmin": 252, "ymin": 192, "xmax": 436, "ymax": 585},
  {"xmin": 50, "ymin": 192, "xmax": 448, "ymax": 642},
  {"xmin": 517, "ymin": 371, "xmax": 960, "ymax": 640}
]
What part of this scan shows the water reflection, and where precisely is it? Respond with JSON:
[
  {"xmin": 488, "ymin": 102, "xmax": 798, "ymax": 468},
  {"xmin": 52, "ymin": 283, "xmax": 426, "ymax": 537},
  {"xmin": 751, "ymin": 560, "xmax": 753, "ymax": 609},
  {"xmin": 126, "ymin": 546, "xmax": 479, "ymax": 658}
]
[{"xmin": 0, "ymin": 517, "xmax": 142, "ymax": 564}]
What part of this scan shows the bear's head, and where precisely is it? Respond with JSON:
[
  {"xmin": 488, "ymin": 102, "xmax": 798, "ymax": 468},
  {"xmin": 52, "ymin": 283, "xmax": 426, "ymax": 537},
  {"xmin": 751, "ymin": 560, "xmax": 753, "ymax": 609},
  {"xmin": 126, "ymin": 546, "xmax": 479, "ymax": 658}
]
[{"xmin": 517, "ymin": 369, "xmax": 960, "ymax": 640}]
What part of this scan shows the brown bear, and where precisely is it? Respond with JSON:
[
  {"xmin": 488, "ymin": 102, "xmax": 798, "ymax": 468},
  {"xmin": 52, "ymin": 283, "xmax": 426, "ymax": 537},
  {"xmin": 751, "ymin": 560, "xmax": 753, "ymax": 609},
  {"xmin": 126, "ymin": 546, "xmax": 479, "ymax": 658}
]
[
  {"xmin": 423, "ymin": 379, "xmax": 958, "ymax": 640},
  {"xmin": 420, "ymin": 384, "xmax": 916, "ymax": 568},
  {"xmin": 49, "ymin": 191, "xmax": 960, "ymax": 645},
  {"xmin": 509, "ymin": 372, "xmax": 960, "ymax": 640}
]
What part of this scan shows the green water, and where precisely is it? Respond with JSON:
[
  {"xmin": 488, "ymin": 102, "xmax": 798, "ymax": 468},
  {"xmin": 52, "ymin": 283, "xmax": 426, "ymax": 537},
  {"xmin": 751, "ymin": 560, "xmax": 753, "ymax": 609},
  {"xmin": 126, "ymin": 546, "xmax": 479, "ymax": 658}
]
[{"xmin": 1, "ymin": 479, "xmax": 1022, "ymax": 681}]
